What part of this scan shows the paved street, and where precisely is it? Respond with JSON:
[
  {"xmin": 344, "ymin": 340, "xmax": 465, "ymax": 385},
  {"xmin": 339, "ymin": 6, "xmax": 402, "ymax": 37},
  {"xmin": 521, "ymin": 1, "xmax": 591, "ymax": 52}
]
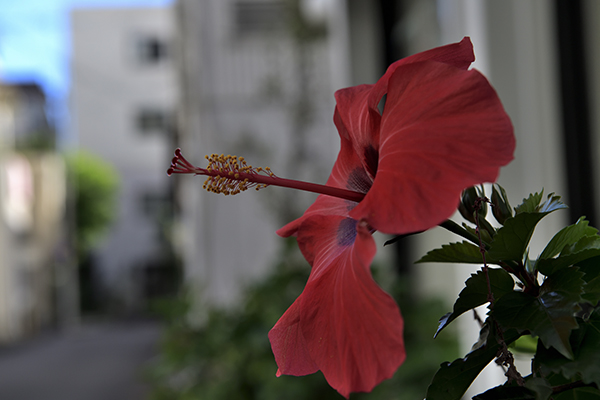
[{"xmin": 0, "ymin": 320, "xmax": 162, "ymax": 400}]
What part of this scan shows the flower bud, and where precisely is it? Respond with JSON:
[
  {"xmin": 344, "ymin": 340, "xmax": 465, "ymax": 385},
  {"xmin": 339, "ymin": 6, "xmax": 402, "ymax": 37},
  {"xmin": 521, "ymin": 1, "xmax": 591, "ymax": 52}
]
[
  {"xmin": 459, "ymin": 186, "xmax": 487, "ymax": 224},
  {"xmin": 491, "ymin": 184, "xmax": 512, "ymax": 225}
]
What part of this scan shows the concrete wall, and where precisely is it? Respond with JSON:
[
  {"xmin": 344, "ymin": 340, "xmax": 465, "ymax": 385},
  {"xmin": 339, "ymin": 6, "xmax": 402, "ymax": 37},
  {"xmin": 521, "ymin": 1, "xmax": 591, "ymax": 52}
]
[{"xmin": 71, "ymin": 6, "xmax": 178, "ymax": 311}]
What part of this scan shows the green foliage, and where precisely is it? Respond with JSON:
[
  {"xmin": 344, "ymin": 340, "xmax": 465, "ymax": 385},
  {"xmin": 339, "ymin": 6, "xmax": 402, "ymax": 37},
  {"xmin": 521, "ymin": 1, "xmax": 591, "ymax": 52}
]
[
  {"xmin": 147, "ymin": 242, "xmax": 459, "ymax": 400},
  {"xmin": 494, "ymin": 268, "xmax": 585, "ymax": 359},
  {"xmin": 435, "ymin": 268, "xmax": 514, "ymax": 337},
  {"xmin": 419, "ymin": 241, "xmax": 487, "ymax": 264},
  {"xmin": 426, "ymin": 325, "xmax": 520, "ymax": 400},
  {"xmin": 422, "ymin": 186, "xmax": 600, "ymax": 400},
  {"xmin": 65, "ymin": 151, "xmax": 119, "ymax": 256},
  {"xmin": 534, "ymin": 308, "xmax": 600, "ymax": 388}
]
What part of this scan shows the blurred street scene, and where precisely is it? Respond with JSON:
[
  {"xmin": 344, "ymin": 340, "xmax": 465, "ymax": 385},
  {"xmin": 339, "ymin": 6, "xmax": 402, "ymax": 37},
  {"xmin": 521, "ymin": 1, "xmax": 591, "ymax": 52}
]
[
  {"xmin": 0, "ymin": 0, "xmax": 599, "ymax": 398},
  {"xmin": 0, "ymin": 320, "xmax": 160, "ymax": 400}
]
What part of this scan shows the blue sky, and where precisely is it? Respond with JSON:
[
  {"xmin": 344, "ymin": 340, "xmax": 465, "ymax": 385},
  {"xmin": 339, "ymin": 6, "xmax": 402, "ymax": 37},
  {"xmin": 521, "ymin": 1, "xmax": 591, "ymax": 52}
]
[{"xmin": 0, "ymin": 0, "xmax": 172, "ymax": 102}]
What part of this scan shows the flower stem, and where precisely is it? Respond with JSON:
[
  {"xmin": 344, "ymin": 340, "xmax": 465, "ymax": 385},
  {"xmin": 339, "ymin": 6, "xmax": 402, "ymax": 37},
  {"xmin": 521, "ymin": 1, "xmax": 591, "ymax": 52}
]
[{"xmin": 167, "ymin": 149, "xmax": 366, "ymax": 203}]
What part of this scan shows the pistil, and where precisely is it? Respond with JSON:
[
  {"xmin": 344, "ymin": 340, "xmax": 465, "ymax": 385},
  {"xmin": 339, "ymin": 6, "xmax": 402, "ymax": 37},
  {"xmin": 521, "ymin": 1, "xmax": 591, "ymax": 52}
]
[{"xmin": 168, "ymin": 148, "xmax": 366, "ymax": 203}]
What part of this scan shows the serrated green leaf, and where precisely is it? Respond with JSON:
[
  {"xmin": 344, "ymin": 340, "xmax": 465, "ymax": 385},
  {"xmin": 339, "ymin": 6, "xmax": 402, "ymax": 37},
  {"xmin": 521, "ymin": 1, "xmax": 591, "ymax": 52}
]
[
  {"xmin": 464, "ymin": 223, "xmax": 494, "ymax": 246},
  {"xmin": 488, "ymin": 212, "xmax": 549, "ymax": 261},
  {"xmin": 534, "ymin": 309, "xmax": 600, "ymax": 388},
  {"xmin": 510, "ymin": 334, "xmax": 539, "ymax": 354},
  {"xmin": 435, "ymin": 268, "xmax": 514, "ymax": 337},
  {"xmin": 525, "ymin": 377, "xmax": 554, "ymax": 400},
  {"xmin": 525, "ymin": 250, "xmax": 535, "ymax": 273},
  {"xmin": 539, "ymin": 194, "xmax": 568, "ymax": 213},
  {"xmin": 475, "ymin": 377, "xmax": 553, "ymax": 400},
  {"xmin": 473, "ymin": 385, "xmax": 536, "ymax": 400},
  {"xmin": 550, "ymin": 378, "xmax": 600, "ymax": 400},
  {"xmin": 539, "ymin": 218, "xmax": 598, "ymax": 260},
  {"xmin": 494, "ymin": 269, "xmax": 585, "ymax": 359},
  {"xmin": 538, "ymin": 236, "xmax": 600, "ymax": 276},
  {"xmin": 426, "ymin": 326, "xmax": 520, "ymax": 400},
  {"xmin": 417, "ymin": 241, "xmax": 487, "ymax": 264},
  {"xmin": 515, "ymin": 191, "xmax": 544, "ymax": 214},
  {"xmin": 582, "ymin": 276, "xmax": 600, "ymax": 305},
  {"xmin": 556, "ymin": 387, "xmax": 600, "ymax": 399},
  {"xmin": 575, "ymin": 256, "xmax": 600, "ymax": 305}
]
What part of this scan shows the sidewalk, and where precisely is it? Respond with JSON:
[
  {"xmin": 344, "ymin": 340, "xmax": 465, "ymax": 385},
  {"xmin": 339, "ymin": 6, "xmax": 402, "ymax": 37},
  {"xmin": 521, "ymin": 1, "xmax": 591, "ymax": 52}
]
[{"xmin": 0, "ymin": 320, "xmax": 162, "ymax": 400}]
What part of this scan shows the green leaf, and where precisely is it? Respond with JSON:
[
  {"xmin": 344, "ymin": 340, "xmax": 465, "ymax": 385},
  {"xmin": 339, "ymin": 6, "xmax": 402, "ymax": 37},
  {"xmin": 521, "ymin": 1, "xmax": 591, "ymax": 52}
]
[
  {"xmin": 539, "ymin": 218, "xmax": 598, "ymax": 261},
  {"xmin": 525, "ymin": 377, "xmax": 554, "ymax": 400},
  {"xmin": 537, "ymin": 236, "xmax": 600, "ymax": 276},
  {"xmin": 474, "ymin": 376, "xmax": 600, "ymax": 400},
  {"xmin": 494, "ymin": 269, "xmax": 585, "ymax": 359},
  {"xmin": 417, "ymin": 241, "xmax": 487, "ymax": 264},
  {"xmin": 534, "ymin": 308, "xmax": 600, "ymax": 388},
  {"xmin": 426, "ymin": 325, "xmax": 520, "ymax": 400},
  {"xmin": 539, "ymin": 194, "xmax": 568, "ymax": 214},
  {"xmin": 555, "ymin": 386, "xmax": 600, "ymax": 400},
  {"xmin": 515, "ymin": 191, "xmax": 544, "ymax": 214},
  {"xmin": 577, "ymin": 256, "xmax": 600, "ymax": 305},
  {"xmin": 489, "ymin": 194, "xmax": 568, "ymax": 263},
  {"xmin": 473, "ymin": 385, "xmax": 536, "ymax": 400},
  {"xmin": 435, "ymin": 268, "xmax": 514, "ymax": 337},
  {"xmin": 473, "ymin": 377, "xmax": 555, "ymax": 400},
  {"xmin": 510, "ymin": 334, "xmax": 539, "ymax": 354},
  {"xmin": 488, "ymin": 212, "xmax": 549, "ymax": 261},
  {"xmin": 512, "ymin": 191, "xmax": 566, "ymax": 214}
]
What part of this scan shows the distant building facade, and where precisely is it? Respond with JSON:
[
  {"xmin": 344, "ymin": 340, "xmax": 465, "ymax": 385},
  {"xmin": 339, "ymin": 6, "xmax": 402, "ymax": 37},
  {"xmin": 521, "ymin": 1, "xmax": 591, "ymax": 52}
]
[
  {"xmin": 0, "ymin": 83, "xmax": 51, "ymax": 148},
  {"xmin": 70, "ymin": 6, "xmax": 178, "ymax": 312},
  {"xmin": 0, "ymin": 83, "xmax": 66, "ymax": 342}
]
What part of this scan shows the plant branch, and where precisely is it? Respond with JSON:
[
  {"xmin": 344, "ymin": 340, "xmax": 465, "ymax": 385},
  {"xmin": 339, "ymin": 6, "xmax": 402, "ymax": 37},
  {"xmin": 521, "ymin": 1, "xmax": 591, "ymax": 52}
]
[
  {"xmin": 552, "ymin": 380, "xmax": 598, "ymax": 396},
  {"xmin": 439, "ymin": 219, "xmax": 485, "ymax": 247},
  {"xmin": 474, "ymin": 197, "xmax": 524, "ymax": 386}
]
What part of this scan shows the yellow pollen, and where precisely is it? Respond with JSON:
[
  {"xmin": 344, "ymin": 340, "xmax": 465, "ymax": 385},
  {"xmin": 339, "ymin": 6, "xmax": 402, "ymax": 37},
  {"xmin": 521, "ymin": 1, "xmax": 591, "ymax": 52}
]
[{"xmin": 201, "ymin": 154, "xmax": 276, "ymax": 196}]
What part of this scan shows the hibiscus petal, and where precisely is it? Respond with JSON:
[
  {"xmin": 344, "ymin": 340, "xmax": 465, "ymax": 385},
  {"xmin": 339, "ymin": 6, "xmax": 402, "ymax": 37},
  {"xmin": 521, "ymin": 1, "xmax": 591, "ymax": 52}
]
[
  {"xmin": 332, "ymin": 38, "xmax": 476, "ymax": 184},
  {"xmin": 268, "ymin": 297, "xmax": 319, "ymax": 377},
  {"xmin": 351, "ymin": 60, "xmax": 515, "ymax": 234},
  {"xmin": 334, "ymin": 87, "xmax": 382, "ymax": 177},
  {"xmin": 277, "ymin": 130, "xmax": 369, "ymax": 246},
  {"xmin": 291, "ymin": 216, "xmax": 405, "ymax": 398},
  {"xmin": 370, "ymin": 37, "xmax": 475, "ymax": 108}
]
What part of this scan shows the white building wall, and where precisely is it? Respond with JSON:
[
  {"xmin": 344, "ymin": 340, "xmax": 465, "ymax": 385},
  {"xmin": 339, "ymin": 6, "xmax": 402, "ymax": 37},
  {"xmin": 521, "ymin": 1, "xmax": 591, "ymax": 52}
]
[{"xmin": 71, "ymin": 6, "xmax": 177, "ymax": 311}]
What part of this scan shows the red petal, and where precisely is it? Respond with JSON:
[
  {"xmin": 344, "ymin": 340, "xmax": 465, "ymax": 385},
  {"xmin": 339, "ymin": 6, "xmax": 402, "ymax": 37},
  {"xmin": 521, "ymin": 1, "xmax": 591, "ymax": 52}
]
[
  {"xmin": 269, "ymin": 297, "xmax": 319, "ymax": 377},
  {"xmin": 351, "ymin": 60, "xmax": 515, "ymax": 234},
  {"xmin": 383, "ymin": 36, "xmax": 474, "ymax": 74},
  {"xmin": 291, "ymin": 216, "xmax": 405, "ymax": 398},
  {"xmin": 277, "ymin": 131, "xmax": 369, "ymax": 247},
  {"xmin": 371, "ymin": 36, "xmax": 475, "ymax": 104},
  {"xmin": 334, "ymin": 86, "xmax": 382, "ymax": 176},
  {"xmin": 331, "ymin": 37, "xmax": 476, "ymax": 185}
]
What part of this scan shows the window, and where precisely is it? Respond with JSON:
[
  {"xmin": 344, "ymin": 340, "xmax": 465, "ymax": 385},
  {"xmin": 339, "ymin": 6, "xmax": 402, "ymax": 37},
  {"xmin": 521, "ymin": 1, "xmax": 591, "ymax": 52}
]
[
  {"xmin": 139, "ymin": 190, "xmax": 172, "ymax": 218},
  {"xmin": 136, "ymin": 36, "xmax": 168, "ymax": 64},
  {"xmin": 233, "ymin": 1, "xmax": 287, "ymax": 35},
  {"xmin": 136, "ymin": 108, "xmax": 172, "ymax": 134}
]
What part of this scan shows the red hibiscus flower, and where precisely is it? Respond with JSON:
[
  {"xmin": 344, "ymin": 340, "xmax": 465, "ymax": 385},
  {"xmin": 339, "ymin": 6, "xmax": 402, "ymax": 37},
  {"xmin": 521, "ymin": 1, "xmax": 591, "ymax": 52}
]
[
  {"xmin": 268, "ymin": 37, "xmax": 515, "ymax": 398},
  {"xmin": 167, "ymin": 36, "xmax": 514, "ymax": 398}
]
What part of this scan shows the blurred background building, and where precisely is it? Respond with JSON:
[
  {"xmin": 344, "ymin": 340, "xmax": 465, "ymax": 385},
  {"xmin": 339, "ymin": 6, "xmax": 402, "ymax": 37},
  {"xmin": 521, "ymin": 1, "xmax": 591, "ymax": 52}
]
[
  {"xmin": 0, "ymin": 82, "xmax": 67, "ymax": 343},
  {"xmin": 0, "ymin": 0, "xmax": 599, "ymax": 398},
  {"xmin": 71, "ymin": 6, "xmax": 179, "ymax": 314}
]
